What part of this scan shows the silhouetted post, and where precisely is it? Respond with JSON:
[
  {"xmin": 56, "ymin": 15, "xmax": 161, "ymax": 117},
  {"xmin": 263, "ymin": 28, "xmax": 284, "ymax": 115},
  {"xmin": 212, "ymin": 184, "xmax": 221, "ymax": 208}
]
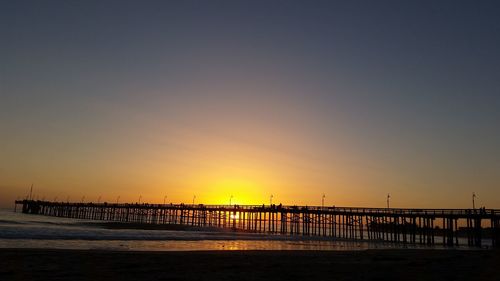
[
  {"xmin": 472, "ymin": 192, "xmax": 476, "ymax": 209},
  {"xmin": 387, "ymin": 194, "xmax": 390, "ymax": 209}
]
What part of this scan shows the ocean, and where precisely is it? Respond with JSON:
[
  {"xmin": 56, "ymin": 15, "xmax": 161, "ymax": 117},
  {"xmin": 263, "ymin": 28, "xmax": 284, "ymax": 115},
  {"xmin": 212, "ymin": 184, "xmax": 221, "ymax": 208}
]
[{"xmin": 0, "ymin": 209, "xmax": 482, "ymax": 251}]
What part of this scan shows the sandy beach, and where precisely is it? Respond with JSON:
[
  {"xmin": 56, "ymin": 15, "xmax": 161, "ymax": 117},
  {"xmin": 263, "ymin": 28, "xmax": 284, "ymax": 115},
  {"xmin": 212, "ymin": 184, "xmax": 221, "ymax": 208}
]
[{"xmin": 1, "ymin": 249, "xmax": 499, "ymax": 281}]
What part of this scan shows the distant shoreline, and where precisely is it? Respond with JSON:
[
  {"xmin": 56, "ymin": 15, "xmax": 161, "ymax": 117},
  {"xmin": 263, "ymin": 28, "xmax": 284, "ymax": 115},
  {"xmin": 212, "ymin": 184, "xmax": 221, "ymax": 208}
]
[{"xmin": 1, "ymin": 249, "xmax": 499, "ymax": 281}]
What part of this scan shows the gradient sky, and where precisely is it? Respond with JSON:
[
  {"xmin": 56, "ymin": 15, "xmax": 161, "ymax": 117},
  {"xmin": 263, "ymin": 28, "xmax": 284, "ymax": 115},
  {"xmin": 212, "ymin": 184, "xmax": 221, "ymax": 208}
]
[{"xmin": 1, "ymin": 0, "xmax": 499, "ymax": 208}]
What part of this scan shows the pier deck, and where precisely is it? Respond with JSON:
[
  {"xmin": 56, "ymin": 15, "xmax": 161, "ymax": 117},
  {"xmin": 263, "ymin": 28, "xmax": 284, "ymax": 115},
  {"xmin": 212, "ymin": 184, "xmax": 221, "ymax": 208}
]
[{"xmin": 15, "ymin": 200, "xmax": 500, "ymax": 248}]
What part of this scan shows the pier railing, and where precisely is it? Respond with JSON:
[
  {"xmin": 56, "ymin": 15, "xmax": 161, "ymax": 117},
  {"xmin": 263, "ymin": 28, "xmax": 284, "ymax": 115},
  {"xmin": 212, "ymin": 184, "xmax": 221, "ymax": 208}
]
[{"xmin": 14, "ymin": 200, "xmax": 500, "ymax": 248}]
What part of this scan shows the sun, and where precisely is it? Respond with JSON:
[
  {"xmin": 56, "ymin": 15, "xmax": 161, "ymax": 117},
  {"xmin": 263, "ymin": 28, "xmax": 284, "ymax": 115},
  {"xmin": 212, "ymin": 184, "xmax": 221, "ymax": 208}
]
[{"xmin": 203, "ymin": 177, "xmax": 266, "ymax": 205}]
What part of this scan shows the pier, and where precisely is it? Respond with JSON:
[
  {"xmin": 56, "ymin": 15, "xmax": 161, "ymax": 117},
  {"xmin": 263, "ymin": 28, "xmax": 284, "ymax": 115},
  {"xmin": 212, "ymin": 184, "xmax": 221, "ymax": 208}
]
[{"xmin": 15, "ymin": 200, "xmax": 500, "ymax": 248}]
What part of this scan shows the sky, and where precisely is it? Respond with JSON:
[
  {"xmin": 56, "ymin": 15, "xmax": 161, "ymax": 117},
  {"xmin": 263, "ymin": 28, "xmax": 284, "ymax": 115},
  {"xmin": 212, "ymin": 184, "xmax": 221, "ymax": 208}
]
[{"xmin": 1, "ymin": 0, "xmax": 499, "ymax": 209}]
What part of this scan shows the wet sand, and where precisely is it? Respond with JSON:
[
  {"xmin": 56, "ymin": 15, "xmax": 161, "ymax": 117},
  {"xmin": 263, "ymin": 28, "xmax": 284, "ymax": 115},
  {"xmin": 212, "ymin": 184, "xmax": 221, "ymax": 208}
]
[{"xmin": 1, "ymin": 249, "xmax": 499, "ymax": 281}]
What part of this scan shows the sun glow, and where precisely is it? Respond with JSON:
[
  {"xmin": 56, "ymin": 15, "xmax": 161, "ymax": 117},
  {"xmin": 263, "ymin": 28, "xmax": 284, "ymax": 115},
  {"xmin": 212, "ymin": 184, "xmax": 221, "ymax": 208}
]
[{"xmin": 198, "ymin": 176, "xmax": 272, "ymax": 205}]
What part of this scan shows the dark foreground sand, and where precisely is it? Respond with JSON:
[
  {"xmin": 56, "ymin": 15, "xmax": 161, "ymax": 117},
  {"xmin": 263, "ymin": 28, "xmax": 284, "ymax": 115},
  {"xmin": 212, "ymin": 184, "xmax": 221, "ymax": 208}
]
[{"xmin": 1, "ymin": 249, "xmax": 499, "ymax": 281}]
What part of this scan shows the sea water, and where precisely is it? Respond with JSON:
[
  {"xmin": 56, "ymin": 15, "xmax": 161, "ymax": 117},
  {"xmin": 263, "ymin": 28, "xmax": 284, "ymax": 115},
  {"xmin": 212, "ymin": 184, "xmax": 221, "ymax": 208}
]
[{"xmin": 0, "ymin": 209, "xmax": 483, "ymax": 251}]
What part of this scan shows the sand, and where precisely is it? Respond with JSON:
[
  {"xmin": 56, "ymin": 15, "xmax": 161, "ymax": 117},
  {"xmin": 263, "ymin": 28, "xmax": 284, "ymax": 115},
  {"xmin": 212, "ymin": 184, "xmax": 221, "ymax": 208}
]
[{"xmin": 1, "ymin": 249, "xmax": 499, "ymax": 281}]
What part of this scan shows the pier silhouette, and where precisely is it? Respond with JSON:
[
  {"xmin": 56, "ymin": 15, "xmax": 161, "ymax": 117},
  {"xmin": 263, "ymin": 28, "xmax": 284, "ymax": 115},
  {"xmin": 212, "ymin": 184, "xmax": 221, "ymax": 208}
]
[{"xmin": 15, "ymin": 200, "xmax": 500, "ymax": 248}]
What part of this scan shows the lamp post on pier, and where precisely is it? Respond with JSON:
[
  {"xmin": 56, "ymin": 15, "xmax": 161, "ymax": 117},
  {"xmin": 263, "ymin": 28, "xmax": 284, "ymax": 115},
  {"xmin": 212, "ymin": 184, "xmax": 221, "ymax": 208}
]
[
  {"xmin": 29, "ymin": 184, "xmax": 33, "ymax": 200},
  {"xmin": 472, "ymin": 192, "xmax": 476, "ymax": 209}
]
